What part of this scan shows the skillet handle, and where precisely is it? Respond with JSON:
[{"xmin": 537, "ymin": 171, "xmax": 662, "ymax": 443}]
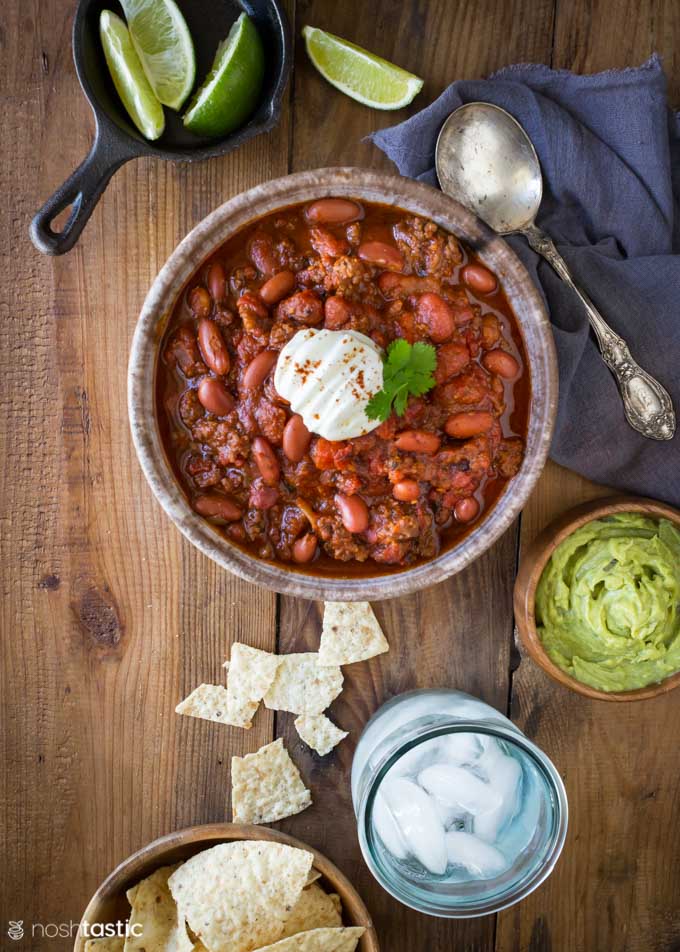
[{"xmin": 30, "ymin": 128, "xmax": 133, "ymax": 255}]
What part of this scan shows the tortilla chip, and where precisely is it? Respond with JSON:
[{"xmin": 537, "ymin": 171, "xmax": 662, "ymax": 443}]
[
  {"xmin": 168, "ymin": 842, "xmax": 312, "ymax": 952},
  {"xmin": 328, "ymin": 894, "xmax": 342, "ymax": 918},
  {"xmin": 175, "ymin": 684, "xmax": 234, "ymax": 725},
  {"xmin": 319, "ymin": 603, "xmax": 389, "ymax": 666},
  {"xmin": 263, "ymin": 654, "xmax": 343, "ymax": 715},
  {"xmin": 125, "ymin": 864, "xmax": 193, "ymax": 952},
  {"xmin": 225, "ymin": 643, "xmax": 280, "ymax": 728},
  {"xmin": 279, "ymin": 884, "xmax": 342, "ymax": 939},
  {"xmin": 252, "ymin": 927, "xmax": 365, "ymax": 951},
  {"xmin": 231, "ymin": 738, "xmax": 311, "ymax": 824},
  {"xmin": 84, "ymin": 940, "xmax": 124, "ymax": 952},
  {"xmin": 294, "ymin": 714, "xmax": 348, "ymax": 757},
  {"xmin": 306, "ymin": 869, "xmax": 322, "ymax": 885}
]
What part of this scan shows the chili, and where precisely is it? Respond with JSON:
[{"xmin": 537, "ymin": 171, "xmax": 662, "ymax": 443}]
[{"xmin": 156, "ymin": 200, "xmax": 530, "ymax": 574}]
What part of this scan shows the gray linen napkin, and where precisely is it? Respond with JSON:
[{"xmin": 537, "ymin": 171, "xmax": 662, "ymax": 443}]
[{"xmin": 371, "ymin": 56, "xmax": 680, "ymax": 506}]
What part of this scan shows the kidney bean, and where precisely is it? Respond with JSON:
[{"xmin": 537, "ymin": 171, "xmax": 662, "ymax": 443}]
[
  {"xmin": 166, "ymin": 324, "xmax": 205, "ymax": 377},
  {"xmin": 193, "ymin": 493, "xmax": 242, "ymax": 522},
  {"xmin": 434, "ymin": 343, "xmax": 470, "ymax": 384},
  {"xmin": 462, "ymin": 263, "xmax": 497, "ymax": 295},
  {"xmin": 252, "ymin": 436, "xmax": 280, "ymax": 486},
  {"xmin": 207, "ymin": 262, "xmax": 227, "ymax": 304},
  {"xmin": 416, "ymin": 293, "xmax": 455, "ymax": 342},
  {"xmin": 357, "ymin": 241, "xmax": 404, "ymax": 271},
  {"xmin": 305, "ymin": 198, "xmax": 362, "ymax": 225},
  {"xmin": 249, "ymin": 234, "xmax": 278, "ymax": 276},
  {"xmin": 197, "ymin": 377, "xmax": 235, "ymax": 416},
  {"xmin": 198, "ymin": 319, "xmax": 230, "ymax": 375},
  {"xmin": 227, "ymin": 523, "xmax": 247, "ymax": 543},
  {"xmin": 445, "ymin": 411, "xmax": 494, "ymax": 439},
  {"xmin": 394, "ymin": 430, "xmax": 441, "ymax": 454},
  {"xmin": 283, "ymin": 414, "xmax": 312, "ymax": 462},
  {"xmin": 393, "ymin": 479, "xmax": 420, "ymax": 502},
  {"xmin": 292, "ymin": 533, "xmax": 318, "ymax": 563},
  {"xmin": 324, "ymin": 295, "xmax": 352, "ymax": 329},
  {"xmin": 335, "ymin": 493, "xmax": 369, "ymax": 533},
  {"xmin": 243, "ymin": 350, "xmax": 278, "ymax": 390},
  {"xmin": 260, "ymin": 270, "xmax": 296, "ymax": 306},
  {"xmin": 454, "ymin": 496, "xmax": 480, "ymax": 523},
  {"xmin": 482, "ymin": 349, "xmax": 520, "ymax": 379},
  {"xmin": 249, "ymin": 480, "xmax": 279, "ymax": 510},
  {"xmin": 188, "ymin": 286, "xmax": 212, "ymax": 319}
]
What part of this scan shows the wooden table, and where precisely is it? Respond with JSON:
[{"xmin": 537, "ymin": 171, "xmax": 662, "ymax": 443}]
[{"xmin": 3, "ymin": 1, "xmax": 680, "ymax": 949}]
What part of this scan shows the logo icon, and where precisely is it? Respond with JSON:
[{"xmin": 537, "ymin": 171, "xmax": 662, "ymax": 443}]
[{"xmin": 8, "ymin": 921, "xmax": 24, "ymax": 941}]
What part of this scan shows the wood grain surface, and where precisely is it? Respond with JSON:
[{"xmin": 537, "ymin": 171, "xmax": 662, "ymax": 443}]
[{"xmin": 1, "ymin": 1, "xmax": 678, "ymax": 950}]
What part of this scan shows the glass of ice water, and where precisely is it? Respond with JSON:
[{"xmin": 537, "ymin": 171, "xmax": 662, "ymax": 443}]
[{"xmin": 351, "ymin": 689, "xmax": 568, "ymax": 917}]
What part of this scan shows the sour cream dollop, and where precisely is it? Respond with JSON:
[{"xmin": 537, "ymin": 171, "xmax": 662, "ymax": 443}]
[{"xmin": 274, "ymin": 328, "xmax": 384, "ymax": 441}]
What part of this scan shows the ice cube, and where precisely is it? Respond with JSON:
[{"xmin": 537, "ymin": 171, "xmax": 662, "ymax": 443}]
[
  {"xmin": 418, "ymin": 764, "xmax": 502, "ymax": 815},
  {"xmin": 440, "ymin": 732, "xmax": 483, "ymax": 764},
  {"xmin": 381, "ymin": 776, "xmax": 448, "ymax": 875},
  {"xmin": 390, "ymin": 737, "xmax": 446, "ymax": 778},
  {"xmin": 431, "ymin": 794, "xmax": 469, "ymax": 831},
  {"xmin": 474, "ymin": 750, "xmax": 522, "ymax": 843},
  {"xmin": 372, "ymin": 789, "xmax": 408, "ymax": 859},
  {"xmin": 445, "ymin": 831, "xmax": 509, "ymax": 878}
]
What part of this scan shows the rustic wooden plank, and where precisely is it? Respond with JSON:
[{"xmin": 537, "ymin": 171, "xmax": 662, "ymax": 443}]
[
  {"xmin": 278, "ymin": 1, "xmax": 556, "ymax": 948},
  {"xmin": 0, "ymin": 0, "xmax": 292, "ymax": 937},
  {"xmin": 497, "ymin": 4, "xmax": 680, "ymax": 949}
]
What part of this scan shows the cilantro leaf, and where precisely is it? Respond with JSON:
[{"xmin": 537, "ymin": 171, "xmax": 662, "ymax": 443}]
[
  {"xmin": 410, "ymin": 341, "xmax": 438, "ymax": 375},
  {"xmin": 365, "ymin": 340, "xmax": 438, "ymax": 422},
  {"xmin": 365, "ymin": 389, "xmax": 394, "ymax": 422}
]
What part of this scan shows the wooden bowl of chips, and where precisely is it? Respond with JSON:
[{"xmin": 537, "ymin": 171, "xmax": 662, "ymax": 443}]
[{"xmin": 74, "ymin": 823, "xmax": 379, "ymax": 952}]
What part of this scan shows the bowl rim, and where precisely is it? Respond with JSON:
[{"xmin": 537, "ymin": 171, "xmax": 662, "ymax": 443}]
[
  {"xmin": 128, "ymin": 167, "xmax": 558, "ymax": 600},
  {"xmin": 74, "ymin": 822, "xmax": 379, "ymax": 952},
  {"xmin": 513, "ymin": 494, "xmax": 680, "ymax": 702}
]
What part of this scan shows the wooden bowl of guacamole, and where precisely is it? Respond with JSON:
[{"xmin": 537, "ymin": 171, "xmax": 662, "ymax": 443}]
[{"xmin": 514, "ymin": 495, "xmax": 680, "ymax": 701}]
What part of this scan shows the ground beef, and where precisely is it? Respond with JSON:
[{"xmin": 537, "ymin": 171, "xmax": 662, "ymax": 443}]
[{"xmin": 394, "ymin": 216, "xmax": 463, "ymax": 278}]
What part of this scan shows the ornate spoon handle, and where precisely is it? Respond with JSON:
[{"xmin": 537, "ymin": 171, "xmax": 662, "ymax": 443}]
[{"xmin": 523, "ymin": 224, "xmax": 675, "ymax": 441}]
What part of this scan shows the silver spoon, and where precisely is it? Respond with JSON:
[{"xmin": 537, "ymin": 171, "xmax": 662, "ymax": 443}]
[{"xmin": 435, "ymin": 101, "xmax": 675, "ymax": 441}]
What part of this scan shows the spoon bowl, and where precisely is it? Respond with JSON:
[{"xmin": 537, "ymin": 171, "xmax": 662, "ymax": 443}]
[{"xmin": 435, "ymin": 102, "xmax": 542, "ymax": 234}]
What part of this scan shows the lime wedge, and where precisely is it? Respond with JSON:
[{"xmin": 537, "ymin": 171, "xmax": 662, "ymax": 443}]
[
  {"xmin": 119, "ymin": 0, "xmax": 196, "ymax": 110},
  {"xmin": 302, "ymin": 26, "xmax": 423, "ymax": 110},
  {"xmin": 183, "ymin": 13, "xmax": 265, "ymax": 138},
  {"xmin": 100, "ymin": 10, "xmax": 165, "ymax": 140}
]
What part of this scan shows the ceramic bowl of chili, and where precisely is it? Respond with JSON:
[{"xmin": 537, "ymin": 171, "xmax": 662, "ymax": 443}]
[{"xmin": 128, "ymin": 167, "xmax": 558, "ymax": 600}]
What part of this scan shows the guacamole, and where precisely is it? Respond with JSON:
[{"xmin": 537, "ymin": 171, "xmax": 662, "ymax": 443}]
[{"xmin": 535, "ymin": 513, "xmax": 680, "ymax": 692}]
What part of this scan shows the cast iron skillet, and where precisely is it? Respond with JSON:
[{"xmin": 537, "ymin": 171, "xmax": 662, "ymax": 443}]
[{"xmin": 30, "ymin": 0, "xmax": 291, "ymax": 255}]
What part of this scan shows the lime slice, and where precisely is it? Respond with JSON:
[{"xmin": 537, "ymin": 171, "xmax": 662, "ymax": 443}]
[
  {"xmin": 183, "ymin": 13, "xmax": 265, "ymax": 138},
  {"xmin": 100, "ymin": 10, "xmax": 165, "ymax": 140},
  {"xmin": 302, "ymin": 26, "xmax": 423, "ymax": 110},
  {"xmin": 120, "ymin": 0, "xmax": 196, "ymax": 109}
]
